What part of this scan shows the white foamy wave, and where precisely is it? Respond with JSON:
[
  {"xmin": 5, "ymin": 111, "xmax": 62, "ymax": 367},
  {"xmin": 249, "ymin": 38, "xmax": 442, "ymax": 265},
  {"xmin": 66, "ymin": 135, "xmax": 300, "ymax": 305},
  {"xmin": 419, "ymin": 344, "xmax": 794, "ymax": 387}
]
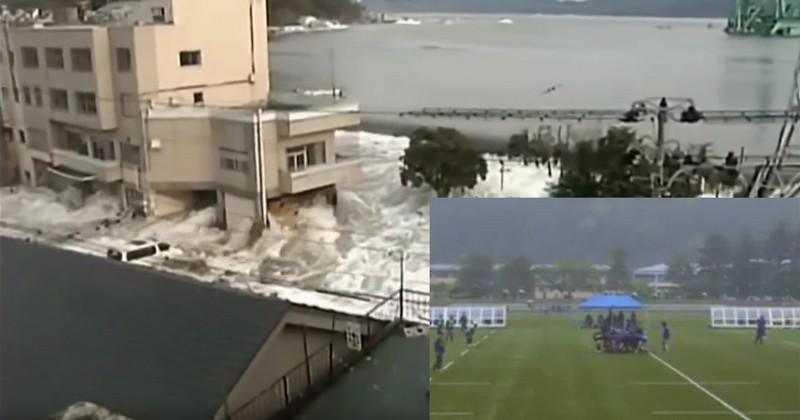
[
  {"xmin": 0, "ymin": 187, "xmax": 119, "ymax": 228},
  {"xmin": 0, "ymin": 131, "xmax": 555, "ymax": 310}
]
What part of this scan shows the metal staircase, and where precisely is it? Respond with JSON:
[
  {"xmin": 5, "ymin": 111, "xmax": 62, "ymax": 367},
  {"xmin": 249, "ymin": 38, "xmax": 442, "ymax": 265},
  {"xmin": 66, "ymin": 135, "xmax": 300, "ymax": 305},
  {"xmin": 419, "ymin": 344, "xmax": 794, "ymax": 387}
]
[{"xmin": 748, "ymin": 46, "xmax": 800, "ymax": 197}]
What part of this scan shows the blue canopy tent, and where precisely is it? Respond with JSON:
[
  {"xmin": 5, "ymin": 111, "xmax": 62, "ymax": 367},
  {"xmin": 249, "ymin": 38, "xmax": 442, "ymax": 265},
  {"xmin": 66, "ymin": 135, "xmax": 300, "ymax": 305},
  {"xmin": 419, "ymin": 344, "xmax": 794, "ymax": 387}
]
[
  {"xmin": 576, "ymin": 294, "xmax": 646, "ymax": 329},
  {"xmin": 578, "ymin": 294, "xmax": 644, "ymax": 310}
]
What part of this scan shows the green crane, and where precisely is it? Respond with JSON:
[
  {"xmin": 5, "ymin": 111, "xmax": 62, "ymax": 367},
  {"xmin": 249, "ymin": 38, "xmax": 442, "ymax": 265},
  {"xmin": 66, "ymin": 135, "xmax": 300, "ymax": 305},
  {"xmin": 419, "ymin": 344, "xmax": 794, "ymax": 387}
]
[{"xmin": 726, "ymin": 0, "xmax": 800, "ymax": 36}]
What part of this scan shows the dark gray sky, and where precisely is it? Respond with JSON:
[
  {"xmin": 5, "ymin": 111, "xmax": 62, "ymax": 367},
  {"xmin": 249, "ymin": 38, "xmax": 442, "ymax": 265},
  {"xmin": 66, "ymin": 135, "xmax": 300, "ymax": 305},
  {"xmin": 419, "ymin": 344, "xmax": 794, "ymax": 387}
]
[{"xmin": 430, "ymin": 199, "xmax": 800, "ymax": 267}]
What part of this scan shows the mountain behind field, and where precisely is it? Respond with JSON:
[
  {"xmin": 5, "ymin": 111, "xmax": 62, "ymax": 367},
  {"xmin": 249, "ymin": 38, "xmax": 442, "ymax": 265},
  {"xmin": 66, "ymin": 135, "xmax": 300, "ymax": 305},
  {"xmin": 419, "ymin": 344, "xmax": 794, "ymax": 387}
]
[
  {"xmin": 430, "ymin": 199, "xmax": 800, "ymax": 267},
  {"xmin": 364, "ymin": 0, "xmax": 736, "ymax": 19}
]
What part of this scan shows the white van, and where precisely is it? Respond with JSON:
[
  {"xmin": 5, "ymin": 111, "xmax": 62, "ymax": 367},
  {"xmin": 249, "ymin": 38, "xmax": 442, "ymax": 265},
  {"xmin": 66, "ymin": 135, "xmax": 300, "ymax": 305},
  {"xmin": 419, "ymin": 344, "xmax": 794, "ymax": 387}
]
[{"xmin": 106, "ymin": 240, "xmax": 172, "ymax": 263}]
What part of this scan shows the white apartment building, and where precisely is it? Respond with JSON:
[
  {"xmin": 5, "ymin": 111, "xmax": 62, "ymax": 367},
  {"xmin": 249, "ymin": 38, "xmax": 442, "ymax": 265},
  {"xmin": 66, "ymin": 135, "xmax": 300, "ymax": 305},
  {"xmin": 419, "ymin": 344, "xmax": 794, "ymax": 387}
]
[{"xmin": 0, "ymin": 0, "xmax": 361, "ymax": 229}]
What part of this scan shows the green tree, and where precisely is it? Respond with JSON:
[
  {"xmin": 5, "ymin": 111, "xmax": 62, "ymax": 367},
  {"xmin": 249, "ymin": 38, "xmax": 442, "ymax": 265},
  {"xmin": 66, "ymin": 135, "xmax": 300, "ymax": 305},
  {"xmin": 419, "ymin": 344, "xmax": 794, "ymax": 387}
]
[
  {"xmin": 788, "ymin": 226, "xmax": 800, "ymax": 299},
  {"xmin": 763, "ymin": 220, "xmax": 793, "ymax": 263},
  {"xmin": 455, "ymin": 253, "xmax": 495, "ymax": 299},
  {"xmin": 666, "ymin": 253, "xmax": 693, "ymax": 285},
  {"xmin": 666, "ymin": 253, "xmax": 695, "ymax": 297},
  {"xmin": 400, "ymin": 127, "xmax": 488, "ymax": 197},
  {"xmin": 732, "ymin": 232, "xmax": 761, "ymax": 298},
  {"xmin": 500, "ymin": 257, "xmax": 534, "ymax": 299},
  {"xmin": 507, "ymin": 131, "xmax": 531, "ymax": 164},
  {"xmin": 549, "ymin": 128, "xmax": 655, "ymax": 197},
  {"xmin": 698, "ymin": 233, "xmax": 732, "ymax": 298},
  {"xmin": 553, "ymin": 260, "xmax": 599, "ymax": 297},
  {"xmin": 607, "ymin": 248, "xmax": 631, "ymax": 291},
  {"xmin": 507, "ymin": 131, "xmax": 554, "ymax": 165}
]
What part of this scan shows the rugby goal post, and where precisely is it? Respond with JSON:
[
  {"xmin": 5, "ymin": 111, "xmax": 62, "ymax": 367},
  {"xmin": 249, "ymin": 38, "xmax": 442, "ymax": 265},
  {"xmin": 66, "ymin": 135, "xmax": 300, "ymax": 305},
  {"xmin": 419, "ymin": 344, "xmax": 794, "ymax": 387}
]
[
  {"xmin": 430, "ymin": 305, "xmax": 508, "ymax": 328},
  {"xmin": 709, "ymin": 306, "xmax": 800, "ymax": 329}
]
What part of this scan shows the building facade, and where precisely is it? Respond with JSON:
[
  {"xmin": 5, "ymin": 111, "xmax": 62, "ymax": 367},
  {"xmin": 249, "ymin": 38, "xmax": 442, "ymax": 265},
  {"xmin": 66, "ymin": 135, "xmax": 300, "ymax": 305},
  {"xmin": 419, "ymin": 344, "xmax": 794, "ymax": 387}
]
[{"xmin": 0, "ymin": 0, "xmax": 360, "ymax": 229}]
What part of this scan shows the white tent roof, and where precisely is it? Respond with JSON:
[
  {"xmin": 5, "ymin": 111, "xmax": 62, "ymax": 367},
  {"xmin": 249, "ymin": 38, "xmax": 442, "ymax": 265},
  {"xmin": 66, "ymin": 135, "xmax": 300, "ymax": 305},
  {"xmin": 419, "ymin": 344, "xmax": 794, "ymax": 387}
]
[{"xmin": 633, "ymin": 263, "xmax": 669, "ymax": 276}]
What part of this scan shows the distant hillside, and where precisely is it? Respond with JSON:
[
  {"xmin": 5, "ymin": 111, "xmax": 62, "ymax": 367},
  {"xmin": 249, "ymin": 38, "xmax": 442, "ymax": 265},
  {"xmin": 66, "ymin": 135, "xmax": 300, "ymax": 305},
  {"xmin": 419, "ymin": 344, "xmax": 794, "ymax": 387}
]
[{"xmin": 364, "ymin": 0, "xmax": 736, "ymax": 18}]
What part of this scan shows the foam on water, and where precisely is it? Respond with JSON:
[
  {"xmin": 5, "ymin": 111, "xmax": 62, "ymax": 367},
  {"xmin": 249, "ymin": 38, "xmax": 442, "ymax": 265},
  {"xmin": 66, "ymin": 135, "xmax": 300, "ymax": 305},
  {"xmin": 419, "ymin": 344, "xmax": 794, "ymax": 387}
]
[{"xmin": 0, "ymin": 131, "xmax": 555, "ymax": 299}]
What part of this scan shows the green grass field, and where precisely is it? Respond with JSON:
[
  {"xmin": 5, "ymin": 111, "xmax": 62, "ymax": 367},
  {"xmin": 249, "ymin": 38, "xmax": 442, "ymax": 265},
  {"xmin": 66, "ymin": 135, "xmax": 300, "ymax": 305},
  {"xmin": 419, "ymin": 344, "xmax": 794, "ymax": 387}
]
[{"xmin": 430, "ymin": 312, "xmax": 800, "ymax": 420}]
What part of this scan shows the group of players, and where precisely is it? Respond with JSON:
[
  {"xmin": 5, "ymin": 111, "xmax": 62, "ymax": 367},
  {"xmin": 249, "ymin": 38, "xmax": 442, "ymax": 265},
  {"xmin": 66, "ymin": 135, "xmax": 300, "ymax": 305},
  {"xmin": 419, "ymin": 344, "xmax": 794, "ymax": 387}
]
[
  {"xmin": 587, "ymin": 310, "xmax": 672, "ymax": 354},
  {"xmin": 432, "ymin": 314, "xmax": 478, "ymax": 370}
]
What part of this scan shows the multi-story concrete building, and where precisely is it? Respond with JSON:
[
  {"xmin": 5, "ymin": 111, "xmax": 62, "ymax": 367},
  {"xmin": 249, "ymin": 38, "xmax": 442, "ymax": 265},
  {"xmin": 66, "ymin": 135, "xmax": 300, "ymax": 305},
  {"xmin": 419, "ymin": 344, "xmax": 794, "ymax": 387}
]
[{"xmin": 0, "ymin": 0, "xmax": 361, "ymax": 229}]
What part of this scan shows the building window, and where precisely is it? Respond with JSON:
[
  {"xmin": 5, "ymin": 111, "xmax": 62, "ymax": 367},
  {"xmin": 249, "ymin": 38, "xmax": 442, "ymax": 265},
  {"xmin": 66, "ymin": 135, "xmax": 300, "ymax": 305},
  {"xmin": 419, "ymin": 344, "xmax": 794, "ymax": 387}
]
[
  {"xmin": 70, "ymin": 48, "xmax": 92, "ymax": 72},
  {"xmin": 286, "ymin": 146, "xmax": 307, "ymax": 173},
  {"xmin": 21, "ymin": 47, "xmax": 38, "ymax": 68},
  {"xmin": 22, "ymin": 86, "xmax": 31, "ymax": 105},
  {"xmin": 50, "ymin": 88, "xmax": 69, "ymax": 110},
  {"xmin": 66, "ymin": 131, "xmax": 88, "ymax": 156},
  {"xmin": 18, "ymin": 129, "xmax": 26, "ymax": 144},
  {"xmin": 0, "ymin": 51, "xmax": 4, "ymax": 63},
  {"xmin": 45, "ymin": 47, "xmax": 64, "ymax": 69},
  {"xmin": 116, "ymin": 48, "xmax": 131, "ymax": 72},
  {"xmin": 33, "ymin": 87, "xmax": 42, "ymax": 107},
  {"xmin": 119, "ymin": 93, "xmax": 137, "ymax": 117},
  {"xmin": 220, "ymin": 157, "xmax": 249, "ymax": 173},
  {"xmin": 193, "ymin": 91, "xmax": 204, "ymax": 105},
  {"xmin": 151, "ymin": 7, "xmax": 166, "ymax": 23},
  {"xmin": 8, "ymin": 51, "xmax": 14, "ymax": 67},
  {"xmin": 287, "ymin": 143, "xmax": 326, "ymax": 173},
  {"xmin": 13, "ymin": 87, "xmax": 19, "ymax": 103},
  {"xmin": 75, "ymin": 91, "xmax": 97, "ymax": 114},
  {"xmin": 179, "ymin": 50, "xmax": 201, "ymax": 66},
  {"xmin": 1, "ymin": 87, "xmax": 7, "ymax": 100},
  {"xmin": 91, "ymin": 138, "xmax": 117, "ymax": 161}
]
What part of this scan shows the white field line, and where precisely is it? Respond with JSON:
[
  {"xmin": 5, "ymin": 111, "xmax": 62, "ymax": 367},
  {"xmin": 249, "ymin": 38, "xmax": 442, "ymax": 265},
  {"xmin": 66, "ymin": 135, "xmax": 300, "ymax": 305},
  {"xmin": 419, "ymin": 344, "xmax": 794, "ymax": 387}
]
[
  {"xmin": 431, "ymin": 382, "xmax": 493, "ymax": 386},
  {"xmin": 652, "ymin": 411, "xmax": 800, "ymax": 416},
  {"xmin": 628, "ymin": 381, "xmax": 760, "ymax": 386},
  {"xmin": 782, "ymin": 341, "xmax": 800, "ymax": 348},
  {"xmin": 649, "ymin": 352, "xmax": 751, "ymax": 420},
  {"xmin": 430, "ymin": 413, "xmax": 474, "ymax": 417},
  {"xmin": 436, "ymin": 331, "xmax": 493, "ymax": 375}
]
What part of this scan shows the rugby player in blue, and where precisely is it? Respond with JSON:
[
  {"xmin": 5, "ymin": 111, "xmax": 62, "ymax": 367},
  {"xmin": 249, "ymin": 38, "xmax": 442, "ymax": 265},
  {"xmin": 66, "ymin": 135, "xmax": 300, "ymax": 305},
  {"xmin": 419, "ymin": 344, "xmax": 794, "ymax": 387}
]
[
  {"xmin": 661, "ymin": 321, "xmax": 671, "ymax": 353},
  {"xmin": 433, "ymin": 333, "xmax": 446, "ymax": 370},
  {"xmin": 465, "ymin": 323, "xmax": 477, "ymax": 345},
  {"xmin": 755, "ymin": 315, "xmax": 767, "ymax": 345},
  {"xmin": 446, "ymin": 317, "xmax": 455, "ymax": 341}
]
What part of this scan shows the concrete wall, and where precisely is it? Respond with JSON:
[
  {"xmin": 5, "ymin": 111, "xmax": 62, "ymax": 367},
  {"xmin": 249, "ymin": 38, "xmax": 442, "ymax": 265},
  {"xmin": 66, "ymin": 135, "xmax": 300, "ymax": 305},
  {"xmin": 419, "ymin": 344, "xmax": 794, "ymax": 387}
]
[
  {"xmin": 278, "ymin": 113, "xmax": 360, "ymax": 138},
  {"xmin": 147, "ymin": 117, "xmax": 216, "ymax": 186},
  {"xmin": 218, "ymin": 321, "xmax": 348, "ymax": 420},
  {"xmin": 138, "ymin": 0, "xmax": 269, "ymax": 106},
  {"xmin": 260, "ymin": 120, "xmax": 281, "ymax": 198},
  {"xmin": 151, "ymin": 190, "xmax": 193, "ymax": 216},
  {"xmin": 213, "ymin": 118, "xmax": 254, "ymax": 192}
]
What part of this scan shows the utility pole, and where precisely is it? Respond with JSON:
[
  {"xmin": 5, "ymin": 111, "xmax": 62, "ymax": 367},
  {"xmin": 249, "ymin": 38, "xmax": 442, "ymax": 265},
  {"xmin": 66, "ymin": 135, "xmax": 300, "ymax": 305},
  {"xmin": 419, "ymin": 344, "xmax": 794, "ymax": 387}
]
[
  {"xmin": 655, "ymin": 97, "xmax": 669, "ymax": 198},
  {"xmin": 500, "ymin": 160, "xmax": 505, "ymax": 191},
  {"xmin": 329, "ymin": 48, "xmax": 337, "ymax": 100},
  {"xmin": 399, "ymin": 249, "xmax": 405, "ymax": 321},
  {"xmin": 499, "ymin": 160, "xmax": 511, "ymax": 191}
]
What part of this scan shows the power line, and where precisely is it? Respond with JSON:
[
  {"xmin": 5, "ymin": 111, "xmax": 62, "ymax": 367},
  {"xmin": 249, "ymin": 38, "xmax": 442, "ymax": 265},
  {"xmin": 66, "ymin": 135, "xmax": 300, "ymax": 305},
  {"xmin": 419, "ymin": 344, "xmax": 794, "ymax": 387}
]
[{"xmin": 4, "ymin": 87, "xmax": 795, "ymax": 123}]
